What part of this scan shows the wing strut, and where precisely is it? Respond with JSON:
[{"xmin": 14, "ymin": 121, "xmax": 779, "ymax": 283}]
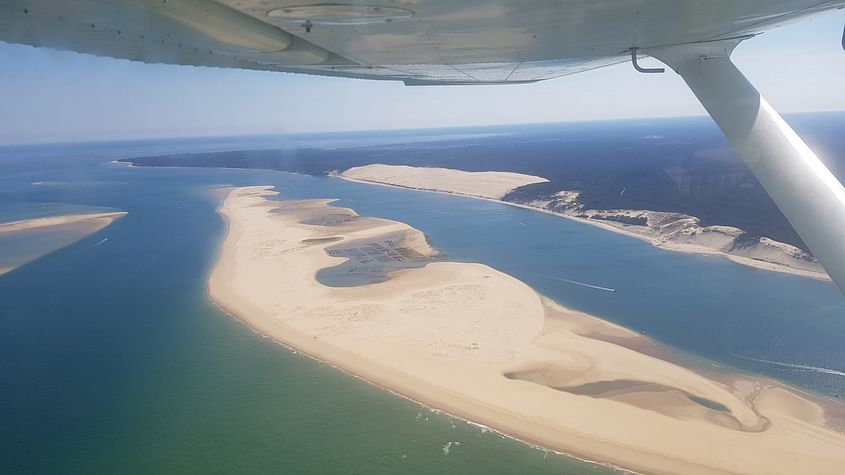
[{"xmin": 650, "ymin": 40, "xmax": 845, "ymax": 293}]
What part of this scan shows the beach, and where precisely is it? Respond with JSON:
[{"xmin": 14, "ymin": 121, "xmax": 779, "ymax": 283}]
[
  {"xmin": 338, "ymin": 164, "xmax": 830, "ymax": 281},
  {"xmin": 210, "ymin": 185, "xmax": 845, "ymax": 475}
]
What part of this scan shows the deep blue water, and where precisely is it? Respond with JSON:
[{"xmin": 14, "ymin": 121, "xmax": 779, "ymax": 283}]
[{"xmin": 1, "ymin": 124, "xmax": 844, "ymax": 473}]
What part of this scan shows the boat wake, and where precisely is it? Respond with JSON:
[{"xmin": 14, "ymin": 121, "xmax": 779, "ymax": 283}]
[
  {"xmin": 541, "ymin": 274, "xmax": 616, "ymax": 292},
  {"xmin": 84, "ymin": 238, "xmax": 108, "ymax": 250},
  {"xmin": 731, "ymin": 353, "xmax": 845, "ymax": 378}
]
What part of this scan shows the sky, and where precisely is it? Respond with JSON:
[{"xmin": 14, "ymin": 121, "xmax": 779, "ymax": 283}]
[{"xmin": 0, "ymin": 10, "xmax": 843, "ymax": 145}]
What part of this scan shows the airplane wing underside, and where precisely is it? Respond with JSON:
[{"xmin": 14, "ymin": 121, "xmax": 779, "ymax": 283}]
[{"xmin": 1, "ymin": 1, "xmax": 843, "ymax": 84}]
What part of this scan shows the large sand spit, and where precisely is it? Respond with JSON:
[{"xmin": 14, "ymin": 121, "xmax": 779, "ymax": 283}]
[{"xmin": 210, "ymin": 186, "xmax": 845, "ymax": 475}]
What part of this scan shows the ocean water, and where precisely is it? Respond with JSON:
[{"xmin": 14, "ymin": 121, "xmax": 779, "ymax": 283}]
[
  {"xmin": 0, "ymin": 142, "xmax": 613, "ymax": 474},
  {"xmin": 1, "ymin": 131, "xmax": 844, "ymax": 473}
]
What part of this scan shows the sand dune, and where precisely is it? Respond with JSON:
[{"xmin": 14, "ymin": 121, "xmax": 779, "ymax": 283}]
[
  {"xmin": 340, "ymin": 164, "xmax": 548, "ymax": 200},
  {"xmin": 210, "ymin": 186, "xmax": 845, "ymax": 475},
  {"xmin": 339, "ymin": 164, "xmax": 830, "ymax": 281}
]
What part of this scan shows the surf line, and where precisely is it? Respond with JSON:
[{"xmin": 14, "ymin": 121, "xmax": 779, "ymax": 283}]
[
  {"xmin": 542, "ymin": 274, "xmax": 616, "ymax": 293},
  {"xmin": 730, "ymin": 353, "xmax": 845, "ymax": 378}
]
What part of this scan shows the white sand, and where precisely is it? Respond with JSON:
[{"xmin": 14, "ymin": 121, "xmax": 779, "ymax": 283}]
[
  {"xmin": 210, "ymin": 186, "xmax": 845, "ymax": 475},
  {"xmin": 340, "ymin": 164, "xmax": 548, "ymax": 200},
  {"xmin": 0, "ymin": 212, "xmax": 126, "ymax": 233}
]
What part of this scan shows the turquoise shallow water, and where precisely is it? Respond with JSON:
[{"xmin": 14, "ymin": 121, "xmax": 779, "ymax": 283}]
[{"xmin": 0, "ymin": 138, "xmax": 843, "ymax": 473}]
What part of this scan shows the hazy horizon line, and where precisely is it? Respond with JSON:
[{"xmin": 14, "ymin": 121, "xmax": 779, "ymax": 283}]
[{"xmin": 3, "ymin": 110, "xmax": 844, "ymax": 148}]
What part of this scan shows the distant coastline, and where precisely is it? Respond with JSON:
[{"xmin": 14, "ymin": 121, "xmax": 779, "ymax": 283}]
[
  {"xmin": 336, "ymin": 164, "xmax": 830, "ymax": 282},
  {"xmin": 210, "ymin": 185, "xmax": 845, "ymax": 475}
]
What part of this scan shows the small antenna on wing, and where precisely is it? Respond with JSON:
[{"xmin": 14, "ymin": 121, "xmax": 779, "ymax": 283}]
[{"xmin": 630, "ymin": 47, "xmax": 665, "ymax": 73}]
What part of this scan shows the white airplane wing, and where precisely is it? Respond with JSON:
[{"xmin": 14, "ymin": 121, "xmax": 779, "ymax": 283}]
[
  {"xmin": 0, "ymin": 1, "xmax": 841, "ymax": 83},
  {"xmin": 2, "ymin": 1, "xmax": 845, "ymax": 293}
]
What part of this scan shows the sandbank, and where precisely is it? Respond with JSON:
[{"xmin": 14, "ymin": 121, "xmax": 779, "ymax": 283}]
[
  {"xmin": 0, "ymin": 211, "xmax": 126, "ymax": 276},
  {"xmin": 210, "ymin": 185, "xmax": 845, "ymax": 475}
]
